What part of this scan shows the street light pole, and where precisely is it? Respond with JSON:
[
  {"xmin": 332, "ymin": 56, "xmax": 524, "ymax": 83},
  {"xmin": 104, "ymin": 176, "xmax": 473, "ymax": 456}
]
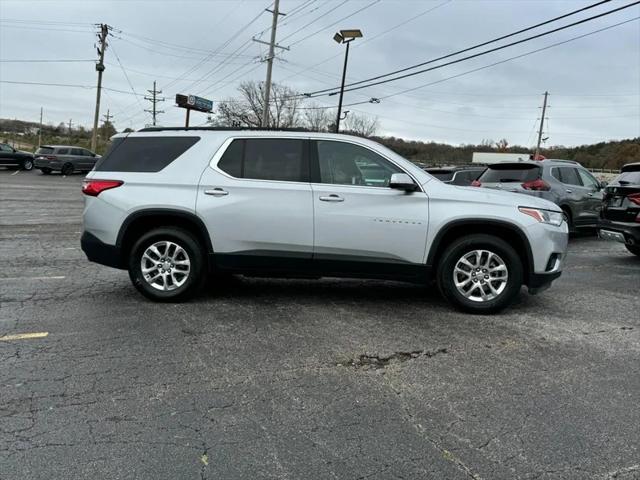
[
  {"xmin": 335, "ymin": 40, "xmax": 351, "ymax": 133},
  {"xmin": 333, "ymin": 29, "xmax": 362, "ymax": 133}
]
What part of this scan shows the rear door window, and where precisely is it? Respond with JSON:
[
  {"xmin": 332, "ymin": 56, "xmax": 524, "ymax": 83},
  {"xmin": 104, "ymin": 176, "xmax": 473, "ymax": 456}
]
[
  {"xmin": 217, "ymin": 138, "xmax": 308, "ymax": 182},
  {"xmin": 57, "ymin": 148, "xmax": 70, "ymax": 155},
  {"xmin": 95, "ymin": 136, "xmax": 200, "ymax": 172},
  {"xmin": 478, "ymin": 165, "xmax": 540, "ymax": 183},
  {"xmin": 558, "ymin": 167, "xmax": 581, "ymax": 186}
]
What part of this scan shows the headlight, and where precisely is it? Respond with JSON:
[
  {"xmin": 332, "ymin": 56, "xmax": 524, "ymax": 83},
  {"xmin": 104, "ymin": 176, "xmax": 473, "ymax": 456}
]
[{"xmin": 518, "ymin": 207, "xmax": 564, "ymax": 226}]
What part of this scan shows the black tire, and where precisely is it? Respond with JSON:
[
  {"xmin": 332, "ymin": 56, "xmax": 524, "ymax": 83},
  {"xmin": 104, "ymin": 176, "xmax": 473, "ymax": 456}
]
[
  {"xmin": 61, "ymin": 163, "xmax": 74, "ymax": 176},
  {"xmin": 561, "ymin": 206, "xmax": 575, "ymax": 234},
  {"xmin": 22, "ymin": 158, "xmax": 34, "ymax": 171},
  {"xmin": 40, "ymin": 168, "xmax": 51, "ymax": 175},
  {"xmin": 626, "ymin": 244, "xmax": 640, "ymax": 257},
  {"xmin": 437, "ymin": 234, "xmax": 524, "ymax": 314},
  {"xmin": 128, "ymin": 227, "xmax": 206, "ymax": 302}
]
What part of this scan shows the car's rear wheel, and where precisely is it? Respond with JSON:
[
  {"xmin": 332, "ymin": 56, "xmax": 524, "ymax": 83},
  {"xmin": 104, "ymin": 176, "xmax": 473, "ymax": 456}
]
[
  {"xmin": 437, "ymin": 234, "xmax": 523, "ymax": 314},
  {"xmin": 22, "ymin": 158, "xmax": 34, "ymax": 171},
  {"xmin": 128, "ymin": 227, "xmax": 206, "ymax": 302},
  {"xmin": 40, "ymin": 168, "xmax": 51, "ymax": 175},
  {"xmin": 61, "ymin": 163, "xmax": 74, "ymax": 176},
  {"xmin": 625, "ymin": 244, "xmax": 640, "ymax": 257}
]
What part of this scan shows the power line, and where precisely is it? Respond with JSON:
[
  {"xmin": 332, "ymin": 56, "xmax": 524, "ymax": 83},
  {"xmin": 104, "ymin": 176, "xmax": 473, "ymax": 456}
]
[
  {"xmin": 375, "ymin": 15, "xmax": 640, "ymax": 102},
  {"xmin": 288, "ymin": 0, "xmax": 382, "ymax": 47},
  {"xmin": 0, "ymin": 59, "xmax": 94, "ymax": 63},
  {"xmin": 302, "ymin": 0, "xmax": 629, "ymax": 97}
]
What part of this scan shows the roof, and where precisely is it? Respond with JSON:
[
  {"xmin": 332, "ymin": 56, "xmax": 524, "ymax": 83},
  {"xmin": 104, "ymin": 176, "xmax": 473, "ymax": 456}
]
[
  {"xmin": 39, "ymin": 145, "xmax": 87, "ymax": 149},
  {"xmin": 425, "ymin": 165, "xmax": 486, "ymax": 171}
]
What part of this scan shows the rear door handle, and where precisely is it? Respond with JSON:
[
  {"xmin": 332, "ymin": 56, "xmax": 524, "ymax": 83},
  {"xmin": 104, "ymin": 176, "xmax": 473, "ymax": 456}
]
[
  {"xmin": 319, "ymin": 194, "xmax": 344, "ymax": 202},
  {"xmin": 204, "ymin": 188, "xmax": 229, "ymax": 197},
  {"xmin": 587, "ymin": 192, "xmax": 593, "ymax": 197},
  {"xmin": 566, "ymin": 189, "xmax": 573, "ymax": 193}
]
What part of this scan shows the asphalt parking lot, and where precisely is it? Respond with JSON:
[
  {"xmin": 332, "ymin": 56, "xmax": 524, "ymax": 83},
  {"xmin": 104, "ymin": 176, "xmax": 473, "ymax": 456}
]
[{"xmin": 1, "ymin": 169, "xmax": 639, "ymax": 480}]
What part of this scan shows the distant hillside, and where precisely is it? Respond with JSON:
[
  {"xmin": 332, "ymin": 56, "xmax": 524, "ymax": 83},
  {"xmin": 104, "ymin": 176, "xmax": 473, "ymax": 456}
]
[
  {"xmin": 2, "ymin": 117, "xmax": 638, "ymax": 170},
  {"xmin": 374, "ymin": 136, "xmax": 640, "ymax": 170}
]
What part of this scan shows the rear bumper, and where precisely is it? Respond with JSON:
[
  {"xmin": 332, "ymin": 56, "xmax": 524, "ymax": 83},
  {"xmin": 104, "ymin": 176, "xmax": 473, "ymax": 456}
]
[
  {"xmin": 81, "ymin": 231, "xmax": 124, "ymax": 269},
  {"xmin": 598, "ymin": 219, "xmax": 640, "ymax": 245}
]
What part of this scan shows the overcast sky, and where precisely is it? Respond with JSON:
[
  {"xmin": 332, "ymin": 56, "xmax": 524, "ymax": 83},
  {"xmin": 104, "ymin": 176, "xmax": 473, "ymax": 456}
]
[{"xmin": 0, "ymin": 0, "xmax": 639, "ymax": 147}]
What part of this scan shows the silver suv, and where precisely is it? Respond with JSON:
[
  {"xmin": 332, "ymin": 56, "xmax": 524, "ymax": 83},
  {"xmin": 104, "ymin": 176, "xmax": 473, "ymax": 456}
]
[
  {"xmin": 81, "ymin": 128, "xmax": 568, "ymax": 313},
  {"xmin": 474, "ymin": 159, "xmax": 606, "ymax": 231}
]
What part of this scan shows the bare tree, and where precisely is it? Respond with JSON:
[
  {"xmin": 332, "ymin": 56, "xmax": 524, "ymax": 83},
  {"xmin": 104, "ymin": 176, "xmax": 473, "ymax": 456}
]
[
  {"xmin": 214, "ymin": 81, "xmax": 303, "ymax": 128},
  {"xmin": 303, "ymin": 103, "xmax": 333, "ymax": 132},
  {"xmin": 342, "ymin": 112, "xmax": 379, "ymax": 137}
]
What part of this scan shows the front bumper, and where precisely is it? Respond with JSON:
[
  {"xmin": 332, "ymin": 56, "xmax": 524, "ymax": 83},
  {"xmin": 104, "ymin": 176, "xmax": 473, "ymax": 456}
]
[
  {"xmin": 81, "ymin": 231, "xmax": 124, "ymax": 269},
  {"xmin": 598, "ymin": 219, "xmax": 640, "ymax": 246}
]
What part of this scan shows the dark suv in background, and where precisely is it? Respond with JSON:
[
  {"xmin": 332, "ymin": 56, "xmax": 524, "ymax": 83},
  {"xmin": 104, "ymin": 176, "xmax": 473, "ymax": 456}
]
[
  {"xmin": 34, "ymin": 145, "xmax": 100, "ymax": 175},
  {"xmin": 599, "ymin": 162, "xmax": 640, "ymax": 256},
  {"xmin": 474, "ymin": 159, "xmax": 606, "ymax": 232},
  {"xmin": 425, "ymin": 166, "xmax": 485, "ymax": 186},
  {"xmin": 0, "ymin": 142, "xmax": 34, "ymax": 170}
]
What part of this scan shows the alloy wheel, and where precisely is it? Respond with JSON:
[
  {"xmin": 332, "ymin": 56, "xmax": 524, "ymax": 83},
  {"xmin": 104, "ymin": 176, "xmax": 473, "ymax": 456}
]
[
  {"xmin": 140, "ymin": 241, "xmax": 191, "ymax": 291},
  {"xmin": 453, "ymin": 249, "xmax": 509, "ymax": 302}
]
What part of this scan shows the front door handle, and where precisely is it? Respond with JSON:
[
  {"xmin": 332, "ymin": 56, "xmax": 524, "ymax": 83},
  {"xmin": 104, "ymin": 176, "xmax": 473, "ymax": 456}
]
[
  {"xmin": 204, "ymin": 188, "xmax": 229, "ymax": 197},
  {"xmin": 319, "ymin": 194, "xmax": 344, "ymax": 202}
]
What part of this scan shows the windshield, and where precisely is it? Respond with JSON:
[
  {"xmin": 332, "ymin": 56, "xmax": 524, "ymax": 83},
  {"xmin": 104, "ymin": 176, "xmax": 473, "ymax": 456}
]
[
  {"xmin": 478, "ymin": 164, "xmax": 540, "ymax": 183},
  {"xmin": 427, "ymin": 171, "xmax": 454, "ymax": 181}
]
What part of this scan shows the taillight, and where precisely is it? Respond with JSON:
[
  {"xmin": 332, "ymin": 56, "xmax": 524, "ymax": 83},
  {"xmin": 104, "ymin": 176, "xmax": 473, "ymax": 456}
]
[
  {"xmin": 471, "ymin": 180, "xmax": 482, "ymax": 187},
  {"xmin": 82, "ymin": 180, "xmax": 123, "ymax": 197},
  {"xmin": 521, "ymin": 178, "xmax": 550, "ymax": 191},
  {"xmin": 628, "ymin": 193, "xmax": 640, "ymax": 206}
]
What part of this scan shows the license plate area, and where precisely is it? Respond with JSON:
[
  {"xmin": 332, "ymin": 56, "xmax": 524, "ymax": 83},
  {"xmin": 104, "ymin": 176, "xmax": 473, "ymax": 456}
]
[{"xmin": 598, "ymin": 229, "xmax": 626, "ymax": 243}]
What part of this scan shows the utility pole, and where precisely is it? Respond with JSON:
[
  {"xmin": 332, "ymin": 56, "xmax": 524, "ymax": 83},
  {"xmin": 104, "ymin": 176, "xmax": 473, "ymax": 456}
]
[
  {"xmin": 144, "ymin": 81, "xmax": 165, "ymax": 126},
  {"xmin": 102, "ymin": 109, "xmax": 113, "ymax": 125},
  {"xmin": 38, "ymin": 107, "xmax": 43, "ymax": 148},
  {"xmin": 534, "ymin": 91, "xmax": 549, "ymax": 160},
  {"xmin": 91, "ymin": 23, "xmax": 110, "ymax": 152},
  {"xmin": 260, "ymin": 0, "xmax": 285, "ymax": 128},
  {"xmin": 67, "ymin": 119, "xmax": 73, "ymax": 139}
]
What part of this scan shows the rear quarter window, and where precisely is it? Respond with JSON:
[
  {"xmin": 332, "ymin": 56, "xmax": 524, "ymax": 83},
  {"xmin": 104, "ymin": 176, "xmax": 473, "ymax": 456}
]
[
  {"xmin": 36, "ymin": 147, "xmax": 54, "ymax": 155},
  {"xmin": 478, "ymin": 165, "xmax": 540, "ymax": 183},
  {"xmin": 95, "ymin": 136, "xmax": 200, "ymax": 172}
]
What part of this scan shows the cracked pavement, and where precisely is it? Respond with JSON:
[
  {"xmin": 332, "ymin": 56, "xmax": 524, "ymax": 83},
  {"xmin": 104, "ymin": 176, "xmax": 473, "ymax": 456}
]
[{"xmin": 1, "ymin": 169, "xmax": 639, "ymax": 479}]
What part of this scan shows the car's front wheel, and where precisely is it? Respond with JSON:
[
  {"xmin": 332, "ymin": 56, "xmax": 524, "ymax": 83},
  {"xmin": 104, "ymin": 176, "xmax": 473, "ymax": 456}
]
[
  {"xmin": 625, "ymin": 244, "xmax": 640, "ymax": 257},
  {"xmin": 128, "ymin": 227, "xmax": 206, "ymax": 302},
  {"xmin": 437, "ymin": 234, "xmax": 523, "ymax": 314}
]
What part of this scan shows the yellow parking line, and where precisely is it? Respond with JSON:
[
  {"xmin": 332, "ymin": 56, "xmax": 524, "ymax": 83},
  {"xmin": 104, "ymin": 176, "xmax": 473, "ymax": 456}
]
[{"xmin": 0, "ymin": 332, "xmax": 49, "ymax": 341}]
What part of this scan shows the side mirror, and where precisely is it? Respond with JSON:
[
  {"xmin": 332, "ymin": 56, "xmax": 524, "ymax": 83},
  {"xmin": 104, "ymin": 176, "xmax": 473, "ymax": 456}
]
[{"xmin": 389, "ymin": 173, "xmax": 417, "ymax": 191}]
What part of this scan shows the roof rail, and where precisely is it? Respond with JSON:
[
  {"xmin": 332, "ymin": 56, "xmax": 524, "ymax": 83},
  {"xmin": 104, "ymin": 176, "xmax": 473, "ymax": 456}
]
[
  {"xmin": 544, "ymin": 159, "xmax": 580, "ymax": 165},
  {"xmin": 138, "ymin": 126, "xmax": 313, "ymax": 133}
]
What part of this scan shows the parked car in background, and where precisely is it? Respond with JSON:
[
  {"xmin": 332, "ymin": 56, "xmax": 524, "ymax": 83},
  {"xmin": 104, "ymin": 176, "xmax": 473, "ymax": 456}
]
[
  {"xmin": 425, "ymin": 166, "xmax": 486, "ymax": 186},
  {"xmin": 473, "ymin": 159, "xmax": 606, "ymax": 232},
  {"xmin": 34, "ymin": 145, "xmax": 100, "ymax": 175},
  {"xmin": 599, "ymin": 162, "xmax": 640, "ymax": 256},
  {"xmin": 0, "ymin": 142, "xmax": 34, "ymax": 170},
  {"xmin": 80, "ymin": 128, "xmax": 568, "ymax": 314}
]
